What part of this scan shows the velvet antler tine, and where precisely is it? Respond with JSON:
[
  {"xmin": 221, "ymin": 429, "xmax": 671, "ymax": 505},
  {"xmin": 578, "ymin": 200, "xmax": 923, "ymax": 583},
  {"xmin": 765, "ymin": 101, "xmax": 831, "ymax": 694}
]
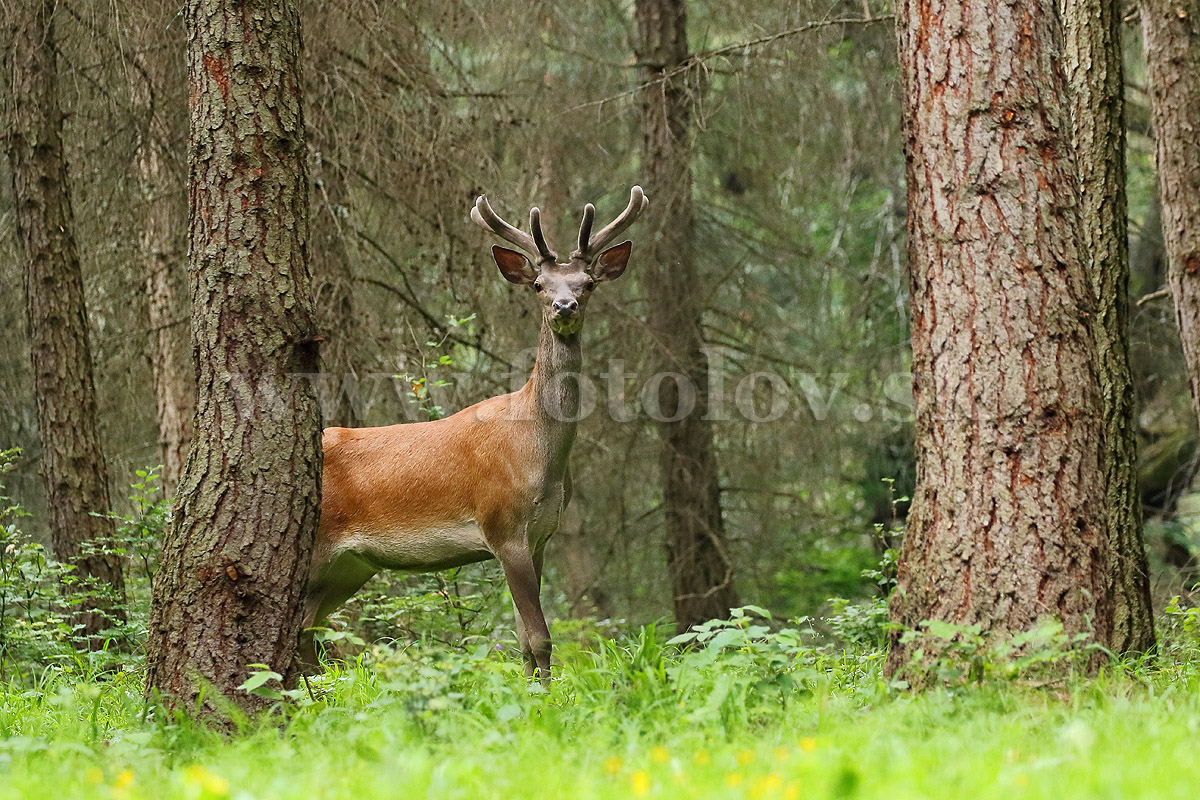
[
  {"xmin": 579, "ymin": 186, "xmax": 648, "ymax": 260},
  {"xmin": 471, "ymin": 195, "xmax": 542, "ymax": 261},
  {"xmin": 529, "ymin": 207, "xmax": 557, "ymax": 264},
  {"xmin": 574, "ymin": 203, "xmax": 595, "ymax": 259}
]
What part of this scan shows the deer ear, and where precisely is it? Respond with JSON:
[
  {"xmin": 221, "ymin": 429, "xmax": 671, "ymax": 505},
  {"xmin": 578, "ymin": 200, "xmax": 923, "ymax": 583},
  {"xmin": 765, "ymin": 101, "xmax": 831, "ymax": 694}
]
[
  {"xmin": 492, "ymin": 246, "xmax": 537, "ymax": 286},
  {"xmin": 594, "ymin": 241, "xmax": 632, "ymax": 282}
]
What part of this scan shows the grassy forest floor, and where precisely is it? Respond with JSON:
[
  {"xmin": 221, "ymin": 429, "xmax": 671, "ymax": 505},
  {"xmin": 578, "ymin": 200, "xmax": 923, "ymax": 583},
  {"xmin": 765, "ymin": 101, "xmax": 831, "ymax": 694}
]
[{"xmin": 2, "ymin": 610, "xmax": 1200, "ymax": 800}]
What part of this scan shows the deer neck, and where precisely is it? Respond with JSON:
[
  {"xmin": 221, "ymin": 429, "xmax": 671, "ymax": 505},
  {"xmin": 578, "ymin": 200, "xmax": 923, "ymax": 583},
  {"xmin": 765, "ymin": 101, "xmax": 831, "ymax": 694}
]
[{"xmin": 523, "ymin": 320, "xmax": 583, "ymax": 477}]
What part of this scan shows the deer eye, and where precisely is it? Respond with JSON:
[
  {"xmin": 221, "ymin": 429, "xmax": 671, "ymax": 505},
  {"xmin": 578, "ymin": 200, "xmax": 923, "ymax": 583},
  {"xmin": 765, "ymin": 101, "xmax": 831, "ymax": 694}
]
[
  {"xmin": 533, "ymin": 279, "xmax": 544, "ymax": 292},
  {"xmin": 585, "ymin": 278, "xmax": 595, "ymax": 291}
]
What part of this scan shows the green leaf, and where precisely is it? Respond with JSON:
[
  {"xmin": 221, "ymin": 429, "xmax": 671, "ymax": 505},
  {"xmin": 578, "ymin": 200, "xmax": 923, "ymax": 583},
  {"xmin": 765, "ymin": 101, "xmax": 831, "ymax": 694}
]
[{"xmin": 239, "ymin": 669, "xmax": 282, "ymax": 693}]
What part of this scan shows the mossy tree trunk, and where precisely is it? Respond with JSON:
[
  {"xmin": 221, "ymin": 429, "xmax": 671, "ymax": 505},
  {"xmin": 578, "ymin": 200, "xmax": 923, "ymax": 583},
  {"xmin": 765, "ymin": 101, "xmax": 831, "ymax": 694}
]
[
  {"xmin": 4, "ymin": 0, "xmax": 127, "ymax": 643},
  {"xmin": 1061, "ymin": 0, "xmax": 1154, "ymax": 654},
  {"xmin": 635, "ymin": 0, "xmax": 740, "ymax": 631},
  {"xmin": 144, "ymin": 0, "xmax": 323, "ymax": 714},
  {"xmin": 886, "ymin": 0, "xmax": 1113, "ymax": 674}
]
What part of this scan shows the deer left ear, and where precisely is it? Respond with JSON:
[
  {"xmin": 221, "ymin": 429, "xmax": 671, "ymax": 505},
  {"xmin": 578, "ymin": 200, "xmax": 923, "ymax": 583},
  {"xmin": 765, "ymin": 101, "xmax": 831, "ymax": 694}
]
[
  {"xmin": 593, "ymin": 241, "xmax": 632, "ymax": 283},
  {"xmin": 492, "ymin": 245, "xmax": 538, "ymax": 286}
]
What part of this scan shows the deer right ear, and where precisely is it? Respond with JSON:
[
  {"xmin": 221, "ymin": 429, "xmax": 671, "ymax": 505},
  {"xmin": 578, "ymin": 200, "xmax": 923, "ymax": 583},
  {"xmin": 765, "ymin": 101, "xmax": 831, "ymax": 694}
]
[
  {"xmin": 492, "ymin": 245, "xmax": 537, "ymax": 286},
  {"xmin": 593, "ymin": 240, "xmax": 632, "ymax": 282}
]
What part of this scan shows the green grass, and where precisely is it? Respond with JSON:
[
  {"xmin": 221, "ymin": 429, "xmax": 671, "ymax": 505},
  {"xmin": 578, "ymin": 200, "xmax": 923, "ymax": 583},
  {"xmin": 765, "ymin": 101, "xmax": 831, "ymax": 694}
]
[{"xmin": 2, "ymin": 613, "xmax": 1200, "ymax": 800}]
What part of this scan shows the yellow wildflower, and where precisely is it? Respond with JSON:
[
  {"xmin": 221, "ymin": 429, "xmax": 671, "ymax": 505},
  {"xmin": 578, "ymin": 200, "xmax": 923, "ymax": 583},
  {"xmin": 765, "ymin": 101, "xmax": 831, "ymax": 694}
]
[
  {"xmin": 184, "ymin": 765, "xmax": 230, "ymax": 797},
  {"xmin": 114, "ymin": 771, "xmax": 135, "ymax": 789},
  {"xmin": 750, "ymin": 773, "xmax": 784, "ymax": 799},
  {"xmin": 85, "ymin": 768, "xmax": 104, "ymax": 785},
  {"xmin": 737, "ymin": 749, "xmax": 756, "ymax": 765},
  {"xmin": 800, "ymin": 737, "xmax": 817, "ymax": 752},
  {"xmin": 784, "ymin": 781, "xmax": 801, "ymax": 800},
  {"xmin": 773, "ymin": 746, "xmax": 790, "ymax": 762},
  {"xmin": 651, "ymin": 746, "xmax": 670, "ymax": 764},
  {"xmin": 694, "ymin": 749, "xmax": 710, "ymax": 765},
  {"xmin": 604, "ymin": 756, "xmax": 624, "ymax": 775},
  {"xmin": 632, "ymin": 770, "xmax": 651, "ymax": 797},
  {"xmin": 725, "ymin": 773, "xmax": 744, "ymax": 788}
]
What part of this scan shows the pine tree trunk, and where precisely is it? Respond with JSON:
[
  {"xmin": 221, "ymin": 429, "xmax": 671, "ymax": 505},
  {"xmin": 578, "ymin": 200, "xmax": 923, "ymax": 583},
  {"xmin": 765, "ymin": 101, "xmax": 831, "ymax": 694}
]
[
  {"xmin": 1141, "ymin": 2, "xmax": 1200, "ymax": 437},
  {"xmin": 133, "ymin": 45, "xmax": 194, "ymax": 497},
  {"xmin": 144, "ymin": 0, "xmax": 323, "ymax": 713},
  {"xmin": 636, "ymin": 0, "xmax": 739, "ymax": 631},
  {"xmin": 5, "ymin": 0, "xmax": 127, "ymax": 642},
  {"xmin": 886, "ymin": 0, "xmax": 1113, "ymax": 674},
  {"xmin": 1061, "ymin": 0, "xmax": 1155, "ymax": 653}
]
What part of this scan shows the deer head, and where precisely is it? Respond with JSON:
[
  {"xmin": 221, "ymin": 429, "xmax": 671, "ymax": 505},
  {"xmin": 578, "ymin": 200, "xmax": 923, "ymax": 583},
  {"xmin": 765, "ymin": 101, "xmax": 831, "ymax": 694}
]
[{"xmin": 471, "ymin": 186, "xmax": 648, "ymax": 336}]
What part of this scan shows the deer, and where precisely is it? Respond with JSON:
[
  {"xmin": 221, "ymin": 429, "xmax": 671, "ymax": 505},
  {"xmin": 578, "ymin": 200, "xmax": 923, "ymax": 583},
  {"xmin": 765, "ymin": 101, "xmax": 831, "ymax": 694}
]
[{"xmin": 299, "ymin": 186, "xmax": 649, "ymax": 680}]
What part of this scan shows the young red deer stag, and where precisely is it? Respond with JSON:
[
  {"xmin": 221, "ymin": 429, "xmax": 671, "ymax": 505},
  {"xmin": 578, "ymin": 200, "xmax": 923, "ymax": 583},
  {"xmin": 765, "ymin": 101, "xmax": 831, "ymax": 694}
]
[{"xmin": 301, "ymin": 187, "xmax": 649, "ymax": 679}]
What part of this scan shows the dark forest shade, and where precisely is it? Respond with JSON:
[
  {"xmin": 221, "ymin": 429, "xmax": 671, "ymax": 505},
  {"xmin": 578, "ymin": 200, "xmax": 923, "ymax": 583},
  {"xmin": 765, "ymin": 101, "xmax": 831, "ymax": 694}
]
[
  {"xmin": 1061, "ymin": 0, "xmax": 1155, "ymax": 654},
  {"xmin": 144, "ymin": 0, "xmax": 323, "ymax": 713},
  {"xmin": 5, "ymin": 0, "xmax": 127, "ymax": 642},
  {"xmin": 886, "ymin": 0, "xmax": 1113, "ymax": 673},
  {"xmin": 635, "ymin": 0, "xmax": 740, "ymax": 631}
]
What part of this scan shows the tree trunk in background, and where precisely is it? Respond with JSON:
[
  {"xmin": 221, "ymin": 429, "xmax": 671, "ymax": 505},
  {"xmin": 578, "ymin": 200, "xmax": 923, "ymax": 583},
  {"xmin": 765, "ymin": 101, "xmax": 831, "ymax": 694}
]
[
  {"xmin": 4, "ymin": 1, "xmax": 127, "ymax": 643},
  {"xmin": 1061, "ymin": 0, "xmax": 1154, "ymax": 653},
  {"xmin": 145, "ymin": 0, "xmax": 323, "ymax": 714},
  {"xmin": 886, "ymin": 0, "xmax": 1112, "ymax": 674},
  {"xmin": 636, "ymin": 0, "xmax": 739, "ymax": 631},
  {"xmin": 1142, "ymin": 2, "xmax": 1200, "ymax": 436},
  {"xmin": 133, "ymin": 46, "xmax": 194, "ymax": 497},
  {"xmin": 309, "ymin": 155, "xmax": 361, "ymax": 428}
]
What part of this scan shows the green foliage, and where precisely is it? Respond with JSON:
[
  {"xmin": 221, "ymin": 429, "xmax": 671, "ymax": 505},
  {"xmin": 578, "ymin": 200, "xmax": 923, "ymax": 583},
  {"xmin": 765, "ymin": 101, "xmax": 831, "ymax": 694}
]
[
  {"xmin": 893, "ymin": 618, "xmax": 1097, "ymax": 689},
  {"xmin": 824, "ymin": 596, "xmax": 891, "ymax": 649},
  {"xmin": 0, "ymin": 449, "xmax": 73, "ymax": 678},
  {"xmin": 0, "ymin": 461, "xmax": 172, "ymax": 682},
  {"xmin": 1161, "ymin": 596, "xmax": 1200, "ymax": 668}
]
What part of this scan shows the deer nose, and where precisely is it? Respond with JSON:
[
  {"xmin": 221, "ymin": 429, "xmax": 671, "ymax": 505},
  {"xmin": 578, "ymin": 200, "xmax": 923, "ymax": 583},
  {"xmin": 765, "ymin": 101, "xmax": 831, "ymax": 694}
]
[{"xmin": 553, "ymin": 298, "xmax": 579, "ymax": 317}]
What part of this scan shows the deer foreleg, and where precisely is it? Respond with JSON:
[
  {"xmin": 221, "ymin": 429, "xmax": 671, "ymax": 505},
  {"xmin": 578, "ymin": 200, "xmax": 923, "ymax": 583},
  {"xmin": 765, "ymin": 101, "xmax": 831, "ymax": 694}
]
[{"xmin": 498, "ymin": 543, "xmax": 551, "ymax": 682}]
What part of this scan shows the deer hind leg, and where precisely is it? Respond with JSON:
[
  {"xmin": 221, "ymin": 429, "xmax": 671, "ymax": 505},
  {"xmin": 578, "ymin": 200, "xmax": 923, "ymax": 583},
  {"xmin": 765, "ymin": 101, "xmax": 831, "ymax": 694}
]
[
  {"xmin": 298, "ymin": 550, "xmax": 377, "ymax": 671},
  {"xmin": 497, "ymin": 543, "xmax": 551, "ymax": 682}
]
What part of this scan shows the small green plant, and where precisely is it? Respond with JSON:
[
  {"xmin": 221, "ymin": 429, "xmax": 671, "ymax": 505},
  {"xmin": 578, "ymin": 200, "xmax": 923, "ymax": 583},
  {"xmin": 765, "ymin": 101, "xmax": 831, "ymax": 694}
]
[
  {"xmin": 824, "ymin": 547, "xmax": 899, "ymax": 649},
  {"xmin": 396, "ymin": 312, "xmax": 476, "ymax": 420},
  {"xmin": 668, "ymin": 607, "xmax": 819, "ymax": 728},
  {"xmin": 1161, "ymin": 596, "xmax": 1200, "ymax": 667},
  {"xmin": 0, "ymin": 448, "xmax": 75, "ymax": 681},
  {"xmin": 892, "ymin": 616, "xmax": 1096, "ymax": 688}
]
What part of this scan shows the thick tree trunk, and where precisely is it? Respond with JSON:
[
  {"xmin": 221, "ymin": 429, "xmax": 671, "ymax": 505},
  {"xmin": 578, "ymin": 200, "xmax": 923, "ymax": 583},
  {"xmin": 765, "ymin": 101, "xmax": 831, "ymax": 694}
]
[
  {"xmin": 133, "ymin": 46, "xmax": 194, "ymax": 497},
  {"xmin": 145, "ymin": 0, "xmax": 323, "ymax": 713},
  {"xmin": 886, "ymin": 0, "xmax": 1112, "ymax": 674},
  {"xmin": 5, "ymin": 1, "xmax": 127, "ymax": 642},
  {"xmin": 1061, "ymin": 0, "xmax": 1154, "ymax": 653},
  {"xmin": 1141, "ymin": 2, "xmax": 1200, "ymax": 436},
  {"xmin": 636, "ymin": 0, "xmax": 739, "ymax": 631}
]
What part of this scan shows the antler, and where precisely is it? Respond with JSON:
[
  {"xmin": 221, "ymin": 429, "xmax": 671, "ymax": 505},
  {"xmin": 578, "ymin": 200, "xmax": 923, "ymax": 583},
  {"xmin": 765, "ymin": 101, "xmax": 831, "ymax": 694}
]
[
  {"xmin": 471, "ymin": 196, "xmax": 557, "ymax": 264},
  {"xmin": 574, "ymin": 185, "xmax": 649, "ymax": 261}
]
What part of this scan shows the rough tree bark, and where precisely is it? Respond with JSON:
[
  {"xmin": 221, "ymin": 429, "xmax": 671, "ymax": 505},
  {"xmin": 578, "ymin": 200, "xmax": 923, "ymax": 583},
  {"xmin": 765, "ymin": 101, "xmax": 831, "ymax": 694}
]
[
  {"xmin": 1141, "ymin": 2, "xmax": 1200, "ymax": 435},
  {"xmin": 145, "ymin": 0, "xmax": 323, "ymax": 713},
  {"xmin": 133, "ymin": 37, "xmax": 194, "ymax": 496},
  {"xmin": 1061, "ymin": 0, "xmax": 1154, "ymax": 653},
  {"xmin": 636, "ymin": 0, "xmax": 740, "ymax": 631},
  {"xmin": 886, "ymin": 0, "xmax": 1112, "ymax": 673},
  {"xmin": 4, "ymin": 0, "xmax": 127, "ymax": 642}
]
